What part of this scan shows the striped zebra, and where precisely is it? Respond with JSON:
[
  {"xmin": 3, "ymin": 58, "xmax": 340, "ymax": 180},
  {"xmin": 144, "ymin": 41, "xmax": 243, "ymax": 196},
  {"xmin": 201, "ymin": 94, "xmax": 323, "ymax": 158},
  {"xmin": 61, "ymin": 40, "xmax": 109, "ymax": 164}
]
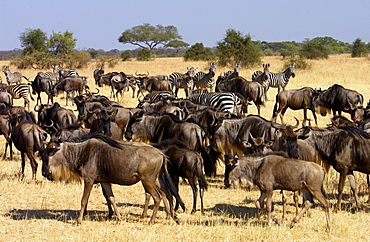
[
  {"xmin": 169, "ymin": 67, "xmax": 197, "ymax": 98},
  {"xmin": 36, "ymin": 71, "xmax": 60, "ymax": 83},
  {"xmin": 188, "ymin": 92, "xmax": 244, "ymax": 116},
  {"xmin": 5, "ymin": 84, "xmax": 34, "ymax": 111},
  {"xmin": 267, "ymin": 64, "xmax": 295, "ymax": 94},
  {"xmin": 224, "ymin": 62, "xmax": 241, "ymax": 79},
  {"xmin": 53, "ymin": 65, "xmax": 79, "ymax": 78},
  {"xmin": 252, "ymin": 64, "xmax": 270, "ymax": 101},
  {"xmin": 193, "ymin": 62, "xmax": 217, "ymax": 91},
  {"xmin": 3, "ymin": 66, "xmax": 28, "ymax": 85}
]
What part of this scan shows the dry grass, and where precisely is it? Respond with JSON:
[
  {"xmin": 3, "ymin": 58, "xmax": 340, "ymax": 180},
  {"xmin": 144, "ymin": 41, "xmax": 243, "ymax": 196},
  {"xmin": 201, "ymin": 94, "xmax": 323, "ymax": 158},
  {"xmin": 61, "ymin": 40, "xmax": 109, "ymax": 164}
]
[{"xmin": 1, "ymin": 55, "xmax": 370, "ymax": 241}]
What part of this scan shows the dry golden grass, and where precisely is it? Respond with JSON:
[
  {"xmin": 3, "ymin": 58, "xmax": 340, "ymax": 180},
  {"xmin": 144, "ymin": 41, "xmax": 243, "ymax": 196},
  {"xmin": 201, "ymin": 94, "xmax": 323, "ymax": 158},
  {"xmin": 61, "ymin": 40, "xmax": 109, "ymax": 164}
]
[{"xmin": 1, "ymin": 55, "xmax": 370, "ymax": 241}]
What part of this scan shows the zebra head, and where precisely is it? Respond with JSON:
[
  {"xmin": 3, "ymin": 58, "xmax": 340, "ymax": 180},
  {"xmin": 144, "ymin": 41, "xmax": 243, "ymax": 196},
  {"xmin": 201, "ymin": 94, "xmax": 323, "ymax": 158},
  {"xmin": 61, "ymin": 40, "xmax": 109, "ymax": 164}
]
[
  {"xmin": 186, "ymin": 67, "xmax": 197, "ymax": 79},
  {"xmin": 234, "ymin": 62, "xmax": 241, "ymax": 74},
  {"xmin": 287, "ymin": 63, "xmax": 296, "ymax": 78}
]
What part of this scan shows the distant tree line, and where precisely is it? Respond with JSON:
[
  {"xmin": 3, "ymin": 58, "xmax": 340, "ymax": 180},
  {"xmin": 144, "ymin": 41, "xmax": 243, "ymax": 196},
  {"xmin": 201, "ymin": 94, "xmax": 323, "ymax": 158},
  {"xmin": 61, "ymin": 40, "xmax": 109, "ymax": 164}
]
[{"xmin": 2, "ymin": 24, "xmax": 369, "ymax": 70}]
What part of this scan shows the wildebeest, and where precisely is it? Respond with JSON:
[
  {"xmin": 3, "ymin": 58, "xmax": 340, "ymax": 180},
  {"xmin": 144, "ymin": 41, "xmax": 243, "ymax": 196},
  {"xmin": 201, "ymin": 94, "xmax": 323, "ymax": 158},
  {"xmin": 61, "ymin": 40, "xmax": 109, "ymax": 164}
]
[
  {"xmin": 125, "ymin": 112, "xmax": 206, "ymax": 151},
  {"xmin": 0, "ymin": 114, "xmax": 13, "ymax": 159},
  {"xmin": 216, "ymin": 76, "xmax": 265, "ymax": 115},
  {"xmin": 41, "ymin": 133, "xmax": 184, "ymax": 224},
  {"xmin": 50, "ymin": 122, "xmax": 89, "ymax": 142},
  {"xmin": 211, "ymin": 114, "xmax": 299, "ymax": 186},
  {"xmin": 31, "ymin": 74, "xmax": 54, "ymax": 105},
  {"xmin": 229, "ymin": 153, "xmax": 331, "ymax": 231},
  {"xmin": 12, "ymin": 119, "xmax": 48, "ymax": 179},
  {"xmin": 0, "ymin": 91, "xmax": 13, "ymax": 105},
  {"xmin": 153, "ymin": 139, "xmax": 208, "ymax": 214},
  {"xmin": 35, "ymin": 102, "xmax": 77, "ymax": 132},
  {"xmin": 53, "ymin": 76, "xmax": 89, "ymax": 106},
  {"xmin": 297, "ymin": 125, "xmax": 370, "ymax": 212},
  {"xmin": 93, "ymin": 64, "xmax": 105, "ymax": 85},
  {"xmin": 312, "ymin": 84, "xmax": 363, "ymax": 122},
  {"xmin": 110, "ymin": 72, "xmax": 130, "ymax": 101},
  {"xmin": 272, "ymin": 87, "xmax": 321, "ymax": 125}
]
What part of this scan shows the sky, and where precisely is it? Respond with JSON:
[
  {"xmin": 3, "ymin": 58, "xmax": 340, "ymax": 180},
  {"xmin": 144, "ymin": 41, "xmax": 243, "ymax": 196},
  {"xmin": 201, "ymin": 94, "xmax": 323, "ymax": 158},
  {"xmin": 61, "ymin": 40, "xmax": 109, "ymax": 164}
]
[{"xmin": 1, "ymin": 0, "xmax": 369, "ymax": 51}]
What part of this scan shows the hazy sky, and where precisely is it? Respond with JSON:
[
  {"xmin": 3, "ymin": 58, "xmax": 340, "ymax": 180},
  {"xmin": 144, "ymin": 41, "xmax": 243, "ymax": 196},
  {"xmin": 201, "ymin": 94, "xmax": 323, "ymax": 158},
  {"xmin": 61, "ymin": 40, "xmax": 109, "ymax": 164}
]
[{"xmin": 1, "ymin": 0, "xmax": 369, "ymax": 51}]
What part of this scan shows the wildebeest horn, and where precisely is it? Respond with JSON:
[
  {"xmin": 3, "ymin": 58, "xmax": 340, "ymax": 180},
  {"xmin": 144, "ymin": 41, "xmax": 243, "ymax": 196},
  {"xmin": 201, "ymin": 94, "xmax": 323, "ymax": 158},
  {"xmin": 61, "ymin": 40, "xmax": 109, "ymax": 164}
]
[
  {"xmin": 34, "ymin": 105, "xmax": 41, "ymax": 112},
  {"xmin": 271, "ymin": 120, "xmax": 286, "ymax": 129},
  {"xmin": 135, "ymin": 71, "xmax": 139, "ymax": 76},
  {"xmin": 292, "ymin": 117, "xmax": 299, "ymax": 129},
  {"xmin": 249, "ymin": 132, "xmax": 255, "ymax": 140},
  {"xmin": 43, "ymin": 120, "xmax": 57, "ymax": 132}
]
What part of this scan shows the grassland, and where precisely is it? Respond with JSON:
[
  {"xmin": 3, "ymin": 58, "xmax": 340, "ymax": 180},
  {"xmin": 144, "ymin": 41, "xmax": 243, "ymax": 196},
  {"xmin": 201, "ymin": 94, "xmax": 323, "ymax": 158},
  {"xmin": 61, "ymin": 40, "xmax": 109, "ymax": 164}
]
[{"xmin": 0, "ymin": 55, "xmax": 370, "ymax": 241}]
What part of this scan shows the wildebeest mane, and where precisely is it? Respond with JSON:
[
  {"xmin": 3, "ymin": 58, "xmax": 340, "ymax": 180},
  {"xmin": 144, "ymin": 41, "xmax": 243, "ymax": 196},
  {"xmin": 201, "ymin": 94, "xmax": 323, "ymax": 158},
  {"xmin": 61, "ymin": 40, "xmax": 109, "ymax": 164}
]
[
  {"xmin": 68, "ymin": 133, "xmax": 123, "ymax": 149},
  {"xmin": 153, "ymin": 138, "xmax": 189, "ymax": 150},
  {"xmin": 338, "ymin": 125, "xmax": 370, "ymax": 139}
]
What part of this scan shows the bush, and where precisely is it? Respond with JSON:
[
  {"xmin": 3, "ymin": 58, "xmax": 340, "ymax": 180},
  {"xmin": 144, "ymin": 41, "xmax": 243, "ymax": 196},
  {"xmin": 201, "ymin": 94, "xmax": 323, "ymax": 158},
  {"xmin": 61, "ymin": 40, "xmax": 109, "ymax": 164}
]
[
  {"xmin": 300, "ymin": 40, "xmax": 329, "ymax": 59},
  {"xmin": 136, "ymin": 48, "xmax": 151, "ymax": 61},
  {"xmin": 183, "ymin": 43, "xmax": 216, "ymax": 61},
  {"xmin": 121, "ymin": 50, "xmax": 133, "ymax": 61},
  {"xmin": 352, "ymin": 38, "xmax": 368, "ymax": 57},
  {"xmin": 284, "ymin": 56, "xmax": 311, "ymax": 70}
]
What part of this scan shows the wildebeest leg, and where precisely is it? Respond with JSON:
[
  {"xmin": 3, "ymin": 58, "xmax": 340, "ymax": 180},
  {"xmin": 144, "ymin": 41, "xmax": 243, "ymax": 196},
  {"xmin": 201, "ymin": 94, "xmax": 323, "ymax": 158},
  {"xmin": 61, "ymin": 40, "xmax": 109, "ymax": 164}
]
[
  {"xmin": 293, "ymin": 191, "xmax": 300, "ymax": 217},
  {"xmin": 188, "ymin": 177, "xmax": 198, "ymax": 214},
  {"xmin": 141, "ymin": 192, "xmax": 151, "ymax": 218},
  {"xmin": 100, "ymin": 182, "xmax": 121, "ymax": 221},
  {"xmin": 307, "ymin": 186, "xmax": 331, "ymax": 232},
  {"xmin": 367, "ymin": 175, "xmax": 370, "ymax": 203},
  {"xmin": 290, "ymin": 188, "xmax": 314, "ymax": 229},
  {"xmin": 20, "ymin": 152, "xmax": 26, "ymax": 179},
  {"xmin": 224, "ymin": 154, "xmax": 233, "ymax": 188},
  {"xmin": 282, "ymin": 190, "xmax": 287, "ymax": 220},
  {"xmin": 76, "ymin": 179, "xmax": 94, "ymax": 225},
  {"xmin": 347, "ymin": 171, "xmax": 361, "ymax": 210},
  {"xmin": 171, "ymin": 175, "xmax": 181, "ymax": 212},
  {"xmin": 265, "ymin": 190, "xmax": 274, "ymax": 226},
  {"xmin": 334, "ymin": 170, "xmax": 349, "ymax": 212},
  {"xmin": 26, "ymin": 152, "xmax": 38, "ymax": 180},
  {"xmin": 310, "ymin": 109, "xmax": 318, "ymax": 125},
  {"xmin": 141, "ymin": 182, "xmax": 162, "ymax": 224}
]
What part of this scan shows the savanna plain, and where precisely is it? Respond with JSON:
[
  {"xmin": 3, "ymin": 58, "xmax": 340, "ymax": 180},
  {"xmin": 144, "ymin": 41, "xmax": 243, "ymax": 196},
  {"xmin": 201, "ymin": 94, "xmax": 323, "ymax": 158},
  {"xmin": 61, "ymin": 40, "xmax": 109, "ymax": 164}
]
[{"xmin": 0, "ymin": 55, "xmax": 370, "ymax": 241}]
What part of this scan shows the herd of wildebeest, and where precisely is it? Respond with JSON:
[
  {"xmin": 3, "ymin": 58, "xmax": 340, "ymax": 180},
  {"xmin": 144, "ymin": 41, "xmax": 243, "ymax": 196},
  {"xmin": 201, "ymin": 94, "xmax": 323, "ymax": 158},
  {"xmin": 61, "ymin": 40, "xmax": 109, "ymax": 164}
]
[{"xmin": 1, "ymin": 61, "xmax": 370, "ymax": 231}]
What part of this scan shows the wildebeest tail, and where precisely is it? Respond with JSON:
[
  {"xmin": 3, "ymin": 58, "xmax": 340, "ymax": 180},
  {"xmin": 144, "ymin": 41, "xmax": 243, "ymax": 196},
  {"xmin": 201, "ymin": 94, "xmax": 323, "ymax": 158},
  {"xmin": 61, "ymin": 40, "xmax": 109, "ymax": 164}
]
[
  {"xmin": 256, "ymin": 85, "xmax": 265, "ymax": 107},
  {"xmin": 200, "ymin": 146, "xmax": 217, "ymax": 177},
  {"xmin": 159, "ymin": 156, "xmax": 186, "ymax": 211},
  {"xmin": 195, "ymin": 156, "xmax": 208, "ymax": 190}
]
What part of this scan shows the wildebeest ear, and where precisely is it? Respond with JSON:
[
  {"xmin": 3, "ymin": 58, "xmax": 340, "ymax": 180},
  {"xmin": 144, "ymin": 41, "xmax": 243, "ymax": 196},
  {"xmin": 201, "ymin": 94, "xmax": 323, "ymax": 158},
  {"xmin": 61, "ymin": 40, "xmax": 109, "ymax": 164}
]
[
  {"xmin": 265, "ymin": 141, "xmax": 274, "ymax": 148},
  {"xmin": 242, "ymin": 140, "xmax": 252, "ymax": 148}
]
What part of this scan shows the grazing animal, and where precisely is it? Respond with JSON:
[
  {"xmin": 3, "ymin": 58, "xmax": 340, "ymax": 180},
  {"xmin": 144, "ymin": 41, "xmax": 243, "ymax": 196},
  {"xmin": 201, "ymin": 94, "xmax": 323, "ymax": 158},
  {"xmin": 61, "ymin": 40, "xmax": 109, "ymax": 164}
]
[
  {"xmin": 297, "ymin": 125, "xmax": 370, "ymax": 212},
  {"xmin": 216, "ymin": 76, "xmax": 265, "ymax": 115},
  {"xmin": 193, "ymin": 62, "xmax": 217, "ymax": 92},
  {"xmin": 312, "ymin": 84, "xmax": 363, "ymax": 122},
  {"xmin": 154, "ymin": 139, "xmax": 208, "ymax": 214},
  {"xmin": 0, "ymin": 114, "xmax": 13, "ymax": 159},
  {"xmin": 5, "ymin": 84, "xmax": 34, "ymax": 111},
  {"xmin": 272, "ymin": 87, "xmax": 320, "ymax": 125},
  {"xmin": 31, "ymin": 75, "xmax": 54, "ymax": 105},
  {"xmin": 169, "ymin": 67, "xmax": 197, "ymax": 98},
  {"xmin": 229, "ymin": 153, "xmax": 331, "ymax": 231},
  {"xmin": 41, "ymin": 133, "xmax": 184, "ymax": 224},
  {"xmin": 188, "ymin": 92, "xmax": 246, "ymax": 116},
  {"xmin": 53, "ymin": 76, "xmax": 89, "ymax": 106},
  {"xmin": 93, "ymin": 64, "xmax": 105, "ymax": 85},
  {"xmin": 224, "ymin": 62, "xmax": 241, "ymax": 79},
  {"xmin": 0, "ymin": 92, "xmax": 13, "ymax": 105},
  {"xmin": 266, "ymin": 64, "xmax": 296, "ymax": 94},
  {"xmin": 3, "ymin": 66, "xmax": 28, "ymax": 85},
  {"xmin": 252, "ymin": 64, "xmax": 270, "ymax": 101},
  {"xmin": 12, "ymin": 120, "xmax": 48, "ymax": 179}
]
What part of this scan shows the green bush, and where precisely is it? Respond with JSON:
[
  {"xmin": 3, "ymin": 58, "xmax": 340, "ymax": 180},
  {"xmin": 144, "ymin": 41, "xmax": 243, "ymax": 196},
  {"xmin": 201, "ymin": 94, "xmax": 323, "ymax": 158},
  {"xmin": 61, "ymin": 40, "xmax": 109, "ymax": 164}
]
[
  {"xmin": 120, "ymin": 50, "xmax": 133, "ymax": 61},
  {"xmin": 136, "ymin": 48, "xmax": 151, "ymax": 61},
  {"xmin": 183, "ymin": 43, "xmax": 216, "ymax": 61},
  {"xmin": 300, "ymin": 40, "xmax": 329, "ymax": 59},
  {"xmin": 284, "ymin": 56, "xmax": 311, "ymax": 70}
]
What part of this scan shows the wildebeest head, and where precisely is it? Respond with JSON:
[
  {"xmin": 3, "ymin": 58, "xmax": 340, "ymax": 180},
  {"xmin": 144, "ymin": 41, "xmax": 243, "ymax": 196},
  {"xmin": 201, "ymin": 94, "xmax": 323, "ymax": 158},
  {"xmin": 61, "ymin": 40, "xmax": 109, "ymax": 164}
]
[{"xmin": 271, "ymin": 118, "xmax": 299, "ymax": 159}]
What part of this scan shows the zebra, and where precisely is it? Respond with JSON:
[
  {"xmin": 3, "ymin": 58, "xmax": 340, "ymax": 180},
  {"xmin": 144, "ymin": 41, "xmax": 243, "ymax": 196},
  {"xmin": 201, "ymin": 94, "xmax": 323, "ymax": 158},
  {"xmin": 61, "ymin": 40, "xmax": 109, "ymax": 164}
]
[
  {"xmin": 5, "ymin": 84, "xmax": 34, "ymax": 111},
  {"xmin": 224, "ymin": 62, "xmax": 241, "ymax": 79},
  {"xmin": 3, "ymin": 66, "xmax": 28, "ymax": 85},
  {"xmin": 36, "ymin": 71, "xmax": 60, "ymax": 83},
  {"xmin": 193, "ymin": 62, "xmax": 217, "ymax": 91},
  {"xmin": 169, "ymin": 67, "xmax": 197, "ymax": 98},
  {"xmin": 252, "ymin": 63, "xmax": 270, "ymax": 101},
  {"xmin": 188, "ymin": 92, "xmax": 245, "ymax": 116},
  {"xmin": 53, "ymin": 65, "xmax": 79, "ymax": 79}
]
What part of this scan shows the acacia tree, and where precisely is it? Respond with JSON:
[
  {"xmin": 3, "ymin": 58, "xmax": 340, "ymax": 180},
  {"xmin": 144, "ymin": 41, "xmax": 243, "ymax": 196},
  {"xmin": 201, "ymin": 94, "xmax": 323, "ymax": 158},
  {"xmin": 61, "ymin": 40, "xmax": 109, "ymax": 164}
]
[
  {"xmin": 48, "ymin": 31, "xmax": 77, "ymax": 58},
  {"xmin": 165, "ymin": 40, "xmax": 189, "ymax": 56},
  {"xmin": 216, "ymin": 29, "xmax": 261, "ymax": 68},
  {"xmin": 19, "ymin": 28, "xmax": 48, "ymax": 55},
  {"xmin": 118, "ymin": 23, "xmax": 181, "ymax": 54}
]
